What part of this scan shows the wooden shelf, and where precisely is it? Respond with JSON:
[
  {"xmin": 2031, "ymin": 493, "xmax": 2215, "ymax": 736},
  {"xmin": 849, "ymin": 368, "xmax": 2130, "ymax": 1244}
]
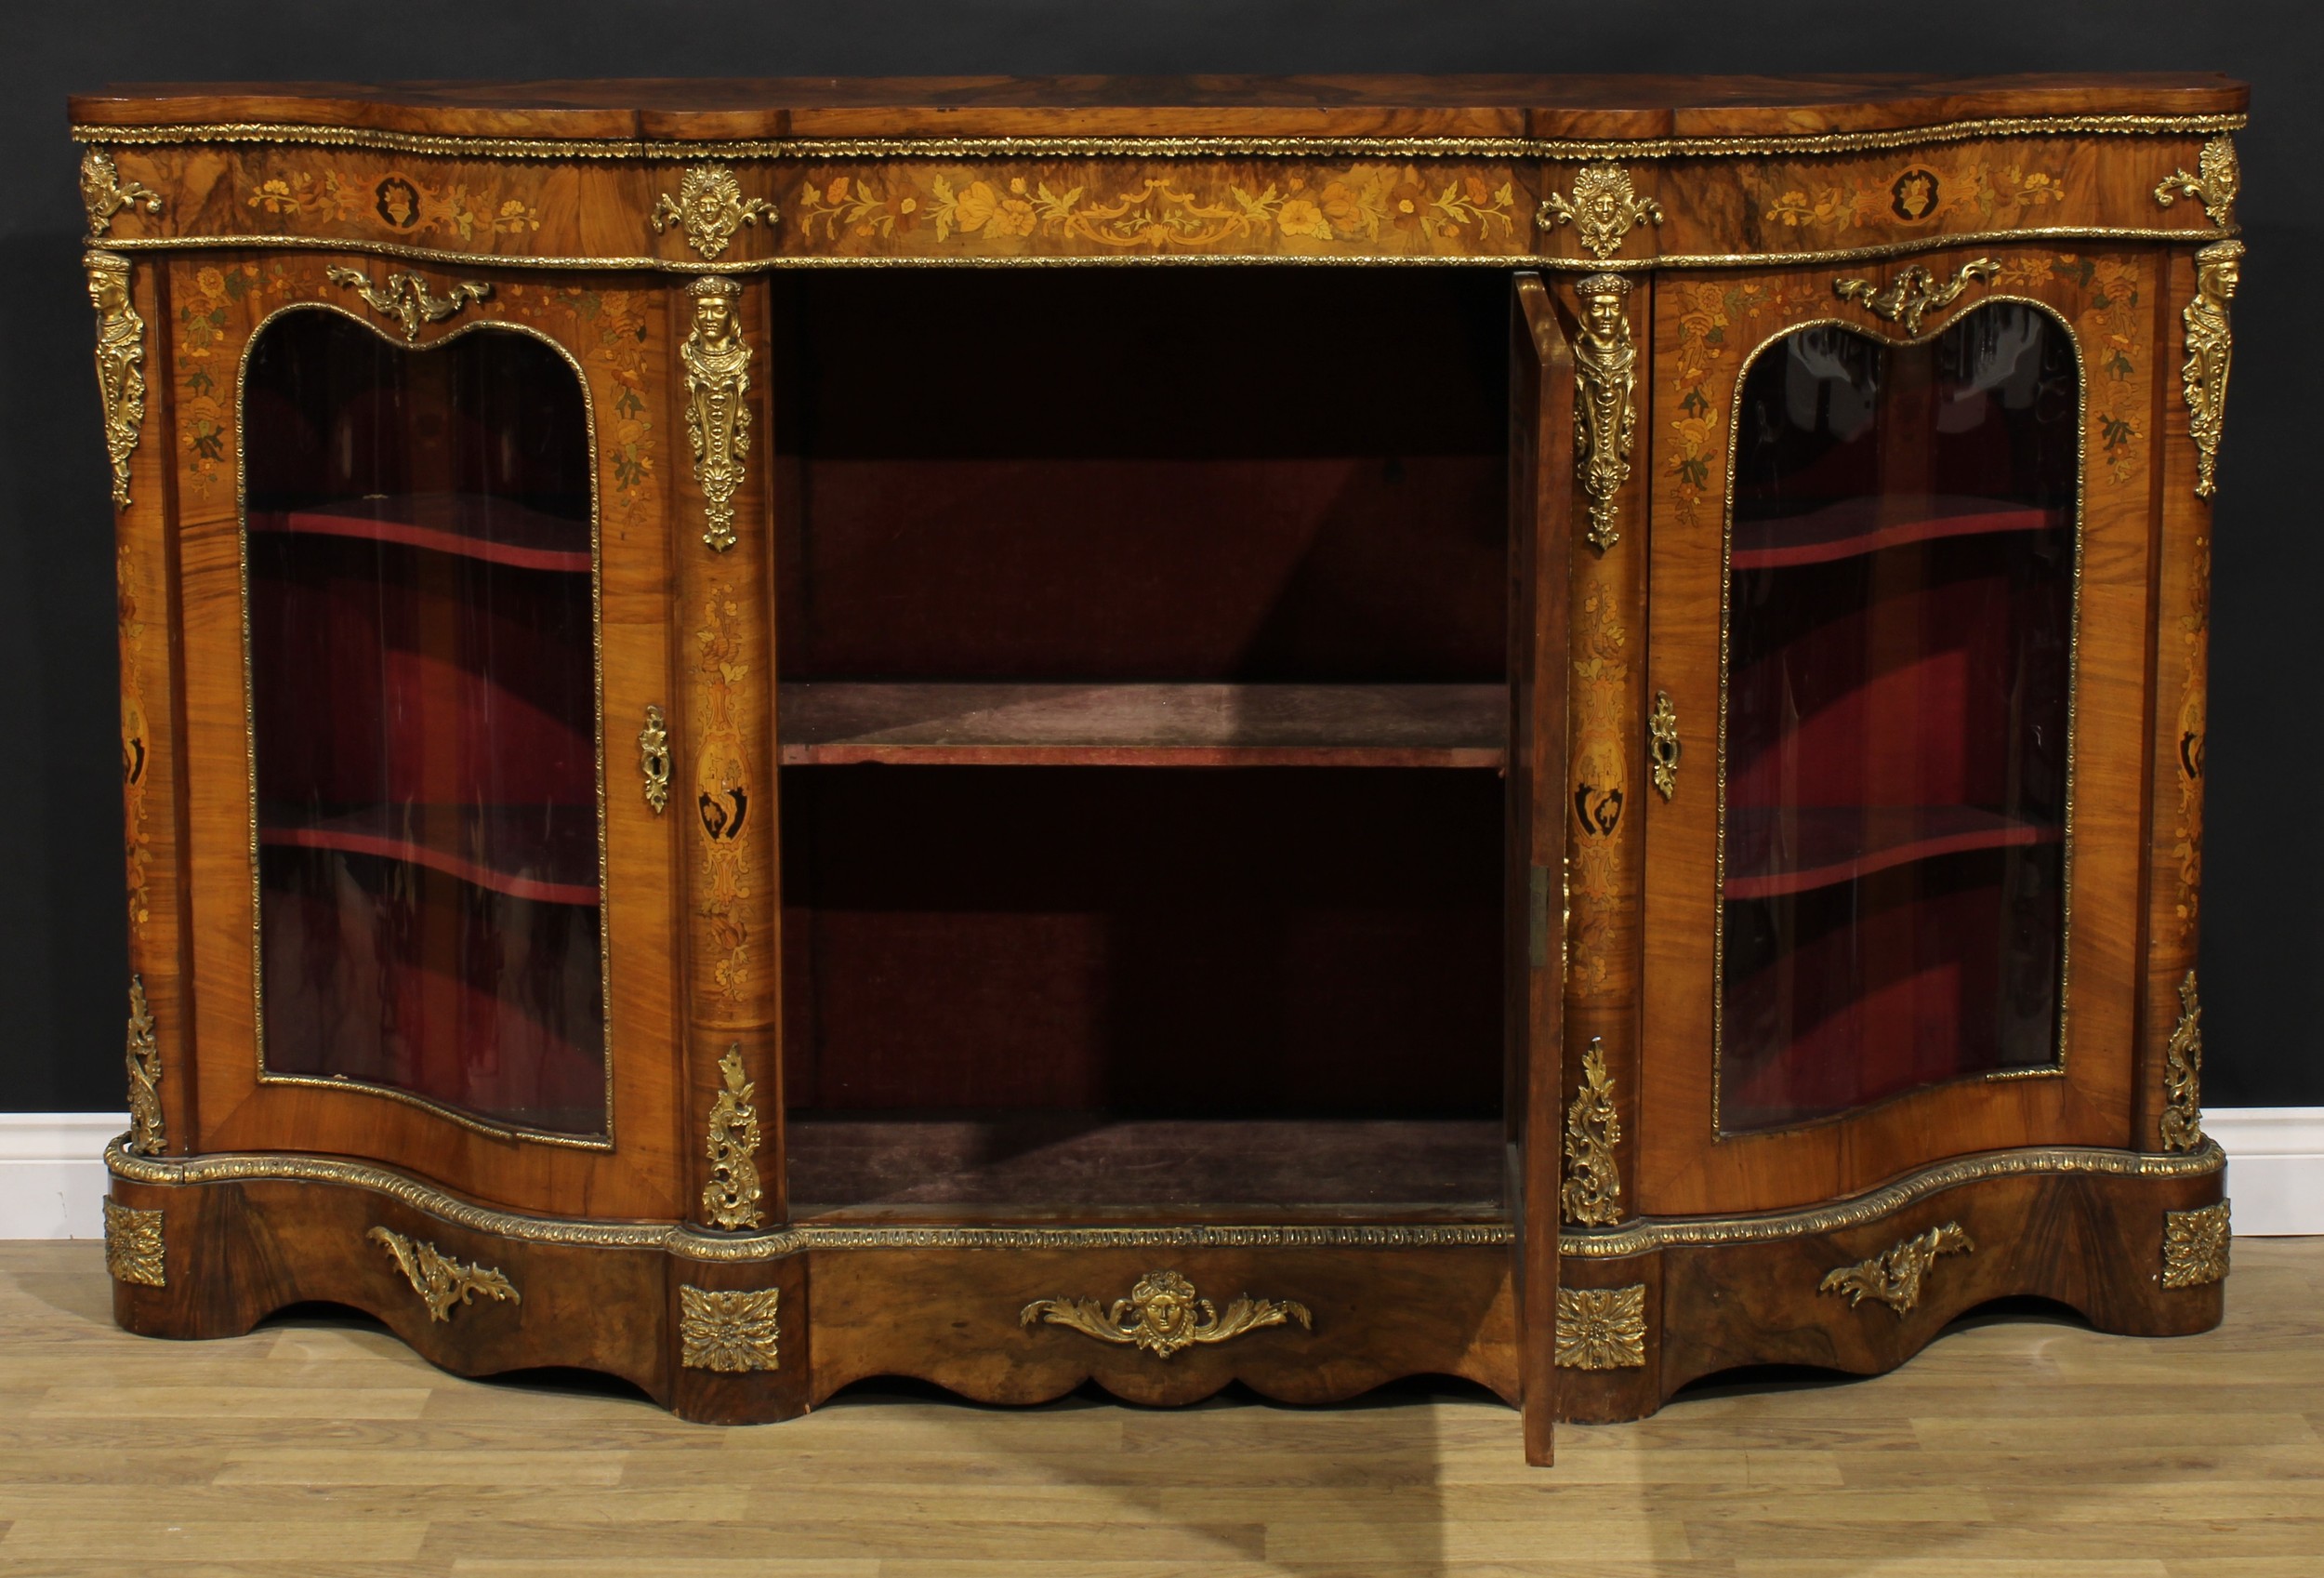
[
  {"xmin": 785, "ymin": 1115, "xmax": 1506, "ymax": 1216},
  {"xmin": 1731, "ymin": 496, "xmax": 2064, "ymax": 572},
  {"xmin": 250, "ymin": 492, "xmax": 592, "ymax": 574},
  {"xmin": 1724, "ymin": 805, "xmax": 2056, "ymax": 902},
  {"xmin": 259, "ymin": 803, "xmax": 601, "ymax": 906},
  {"xmin": 778, "ymin": 682, "xmax": 1507, "ymax": 768}
]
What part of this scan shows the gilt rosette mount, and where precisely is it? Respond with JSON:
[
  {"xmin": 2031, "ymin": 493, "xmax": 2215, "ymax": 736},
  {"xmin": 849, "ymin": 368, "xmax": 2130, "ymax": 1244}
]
[{"xmin": 1022, "ymin": 1269, "xmax": 1312, "ymax": 1359}]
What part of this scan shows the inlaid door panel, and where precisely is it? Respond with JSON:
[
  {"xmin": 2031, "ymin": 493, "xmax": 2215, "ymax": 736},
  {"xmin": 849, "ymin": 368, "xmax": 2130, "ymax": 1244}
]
[{"xmin": 1638, "ymin": 248, "xmax": 2159, "ymax": 1215}]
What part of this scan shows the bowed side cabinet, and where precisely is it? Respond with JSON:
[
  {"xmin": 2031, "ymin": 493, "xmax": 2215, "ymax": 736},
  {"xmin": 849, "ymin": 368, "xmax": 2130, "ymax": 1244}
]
[{"xmin": 80, "ymin": 75, "xmax": 2243, "ymax": 1464}]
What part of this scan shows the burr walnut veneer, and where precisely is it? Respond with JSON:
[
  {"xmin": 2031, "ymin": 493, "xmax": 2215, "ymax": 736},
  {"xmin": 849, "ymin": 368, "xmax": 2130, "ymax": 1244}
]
[{"xmin": 77, "ymin": 75, "xmax": 2243, "ymax": 1464}]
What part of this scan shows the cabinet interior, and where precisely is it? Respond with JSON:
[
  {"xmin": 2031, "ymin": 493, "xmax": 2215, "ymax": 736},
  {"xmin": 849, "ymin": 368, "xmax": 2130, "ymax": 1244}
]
[{"xmin": 769, "ymin": 268, "xmax": 1515, "ymax": 1217}]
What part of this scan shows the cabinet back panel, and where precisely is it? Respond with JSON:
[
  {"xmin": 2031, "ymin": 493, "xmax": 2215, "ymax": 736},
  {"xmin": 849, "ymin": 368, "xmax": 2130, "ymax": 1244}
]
[
  {"xmin": 781, "ymin": 767, "xmax": 1504, "ymax": 1118},
  {"xmin": 771, "ymin": 269, "xmax": 1511, "ymax": 682}
]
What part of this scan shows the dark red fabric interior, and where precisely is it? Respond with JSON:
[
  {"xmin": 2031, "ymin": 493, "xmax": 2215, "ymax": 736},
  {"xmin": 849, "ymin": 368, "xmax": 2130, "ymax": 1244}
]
[
  {"xmin": 243, "ymin": 311, "xmax": 604, "ymax": 1135},
  {"xmin": 1719, "ymin": 305, "xmax": 2077, "ymax": 1133}
]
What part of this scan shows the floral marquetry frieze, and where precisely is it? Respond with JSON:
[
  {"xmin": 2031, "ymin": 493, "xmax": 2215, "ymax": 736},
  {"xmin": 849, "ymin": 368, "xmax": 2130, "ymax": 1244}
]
[
  {"xmin": 790, "ymin": 164, "xmax": 1527, "ymax": 259},
  {"xmin": 177, "ymin": 150, "xmax": 1537, "ymax": 263}
]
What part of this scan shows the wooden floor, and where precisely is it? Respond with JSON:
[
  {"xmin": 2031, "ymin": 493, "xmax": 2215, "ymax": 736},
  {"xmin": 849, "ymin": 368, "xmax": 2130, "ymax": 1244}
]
[{"xmin": 3, "ymin": 1239, "xmax": 2318, "ymax": 1576}]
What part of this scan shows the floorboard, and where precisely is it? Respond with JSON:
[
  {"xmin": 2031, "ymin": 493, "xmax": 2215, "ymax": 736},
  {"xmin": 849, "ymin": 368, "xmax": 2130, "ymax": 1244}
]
[{"xmin": 1, "ymin": 1239, "xmax": 2316, "ymax": 1575}]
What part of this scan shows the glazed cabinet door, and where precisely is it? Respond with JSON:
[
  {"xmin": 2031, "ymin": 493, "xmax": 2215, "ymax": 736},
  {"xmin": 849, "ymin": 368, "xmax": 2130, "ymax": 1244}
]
[
  {"xmin": 169, "ymin": 259, "xmax": 684, "ymax": 1218},
  {"xmin": 1638, "ymin": 248, "xmax": 2159, "ymax": 1214}
]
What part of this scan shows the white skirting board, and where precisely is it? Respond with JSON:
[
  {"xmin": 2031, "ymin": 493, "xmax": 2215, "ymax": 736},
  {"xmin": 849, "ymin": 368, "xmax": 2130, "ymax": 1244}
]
[
  {"xmin": 2202, "ymin": 1108, "xmax": 2324, "ymax": 1237},
  {"xmin": 3, "ymin": 1108, "xmax": 2319, "ymax": 1240},
  {"xmin": 0, "ymin": 1115, "xmax": 125, "ymax": 1240}
]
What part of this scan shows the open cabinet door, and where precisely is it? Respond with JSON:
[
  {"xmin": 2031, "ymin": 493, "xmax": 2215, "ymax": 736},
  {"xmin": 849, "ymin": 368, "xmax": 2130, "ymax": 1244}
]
[{"xmin": 1511, "ymin": 273, "xmax": 1575, "ymax": 1465}]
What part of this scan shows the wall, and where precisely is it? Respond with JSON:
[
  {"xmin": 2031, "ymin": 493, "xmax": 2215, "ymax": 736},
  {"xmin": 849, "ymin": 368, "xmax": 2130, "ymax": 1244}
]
[{"xmin": 0, "ymin": 1, "xmax": 2315, "ymax": 1111}]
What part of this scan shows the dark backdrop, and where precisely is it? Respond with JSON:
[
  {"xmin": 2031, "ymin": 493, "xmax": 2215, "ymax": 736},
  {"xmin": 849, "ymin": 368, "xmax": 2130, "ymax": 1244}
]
[{"xmin": 2, "ymin": 1, "xmax": 2314, "ymax": 1110}]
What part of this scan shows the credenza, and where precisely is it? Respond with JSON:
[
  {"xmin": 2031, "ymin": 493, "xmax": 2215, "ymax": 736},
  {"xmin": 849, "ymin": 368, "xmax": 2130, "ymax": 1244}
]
[{"xmin": 77, "ymin": 74, "xmax": 2242, "ymax": 1462}]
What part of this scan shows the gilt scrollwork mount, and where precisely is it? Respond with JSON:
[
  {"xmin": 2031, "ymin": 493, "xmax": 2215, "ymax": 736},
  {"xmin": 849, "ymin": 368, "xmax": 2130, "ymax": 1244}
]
[
  {"xmin": 325, "ymin": 266, "xmax": 492, "ymax": 341},
  {"xmin": 124, "ymin": 974, "xmax": 165, "ymax": 1156},
  {"xmin": 1022, "ymin": 1269, "xmax": 1311, "ymax": 1359},
  {"xmin": 1832, "ymin": 257, "xmax": 2001, "ymax": 335},
  {"xmin": 1538, "ymin": 165, "xmax": 1663, "ymax": 260},
  {"xmin": 679, "ymin": 276, "xmax": 753, "ymax": 552},
  {"xmin": 652, "ymin": 165, "xmax": 776, "ymax": 260},
  {"xmin": 2160, "ymin": 968, "xmax": 2205, "ymax": 1152},
  {"xmin": 1571, "ymin": 273, "xmax": 1639, "ymax": 554},
  {"xmin": 1818, "ymin": 1222, "xmax": 1974, "ymax": 1317},
  {"xmin": 1561, "ymin": 1036, "xmax": 1623, "ymax": 1227},
  {"xmin": 80, "ymin": 148, "xmax": 161, "ymax": 238},
  {"xmin": 2154, "ymin": 134, "xmax": 2239, "ymax": 230},
  {"xmin": 701, "ymin": 1043, "xmax": 766, "ymax": 1231},
  {"xmin": 367, "ymin": 1226, "xmax": 520, "ymax": 1322}
]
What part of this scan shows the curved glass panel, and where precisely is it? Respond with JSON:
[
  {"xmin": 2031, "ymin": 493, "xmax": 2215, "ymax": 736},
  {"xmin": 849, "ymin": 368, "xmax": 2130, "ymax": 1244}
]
[
  {"xmin": 1721, "ymin": 302, "xmax": 2077, "ymax": 1134},
  {"xmin": 244, "ymin": 312, "xmax": 604, "ymax": 1137}
]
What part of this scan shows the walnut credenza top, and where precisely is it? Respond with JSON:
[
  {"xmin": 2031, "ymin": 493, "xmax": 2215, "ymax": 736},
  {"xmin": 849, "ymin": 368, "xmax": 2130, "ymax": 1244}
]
[{"xmin": 70, "ymin": 73, "xmax": 2245, "ymax": 271}]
